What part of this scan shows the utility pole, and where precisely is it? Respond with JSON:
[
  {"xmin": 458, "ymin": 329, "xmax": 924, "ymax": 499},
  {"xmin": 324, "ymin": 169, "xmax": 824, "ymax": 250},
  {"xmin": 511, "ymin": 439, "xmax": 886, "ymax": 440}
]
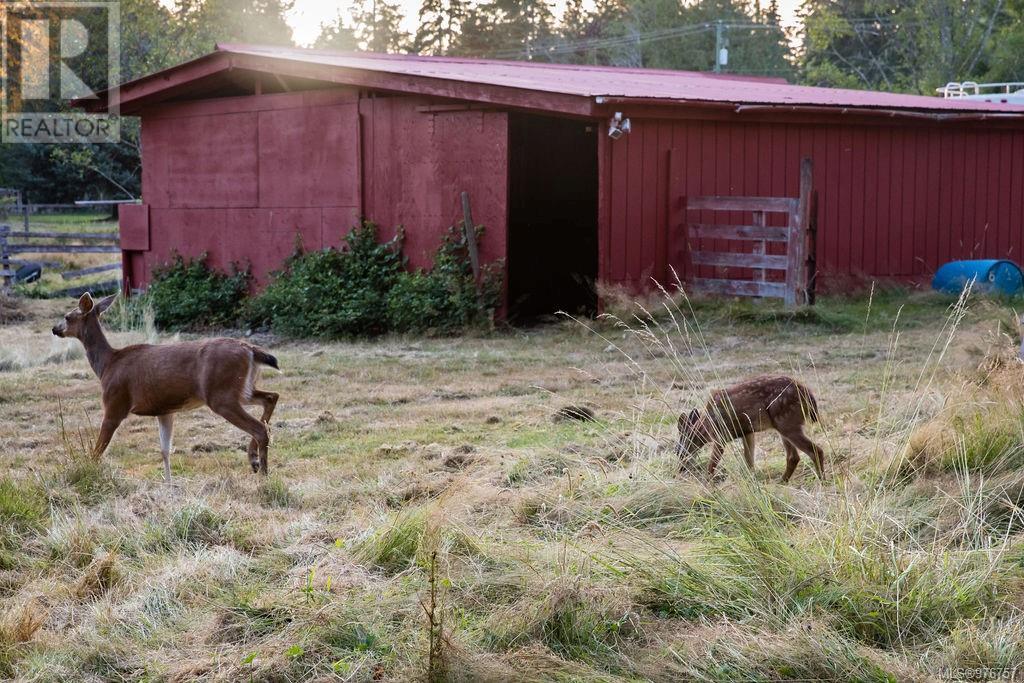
[
  {"xmin": 714, "ymin": 20, "xmax": 726, "ymax": 73},
  {"xmin": 372, "ymin": 0, "xmax": 378, "ymax": 52}
]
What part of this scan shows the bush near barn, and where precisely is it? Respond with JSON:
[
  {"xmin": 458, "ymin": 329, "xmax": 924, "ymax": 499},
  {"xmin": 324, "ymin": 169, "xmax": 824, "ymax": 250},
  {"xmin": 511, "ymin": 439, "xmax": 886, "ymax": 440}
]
[
  {"xmin": 137, "ymin": 221, "xmax": 502, "ymax": 337},
  {"xmin": 144, "ymin": 254, "xmax": 250, "ymax": 331}
]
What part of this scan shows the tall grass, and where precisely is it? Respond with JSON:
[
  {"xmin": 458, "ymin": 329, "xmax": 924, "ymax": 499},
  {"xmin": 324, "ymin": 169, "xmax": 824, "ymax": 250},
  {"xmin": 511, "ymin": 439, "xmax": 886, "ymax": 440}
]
[{"xmin": 554, "ymin": 277, "xmax": 1024, "ymax": 677}]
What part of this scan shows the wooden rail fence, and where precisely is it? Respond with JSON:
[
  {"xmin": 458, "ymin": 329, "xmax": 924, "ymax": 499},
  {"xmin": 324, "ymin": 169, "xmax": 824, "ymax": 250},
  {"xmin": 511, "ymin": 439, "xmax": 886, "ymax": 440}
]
[
  {"xmin": 0, "ymin": 223, "xmax": 121, "ymax": 293},
  {"xmin": 677, "ymin": 157, "xmax": 817, "ymax": 307}
]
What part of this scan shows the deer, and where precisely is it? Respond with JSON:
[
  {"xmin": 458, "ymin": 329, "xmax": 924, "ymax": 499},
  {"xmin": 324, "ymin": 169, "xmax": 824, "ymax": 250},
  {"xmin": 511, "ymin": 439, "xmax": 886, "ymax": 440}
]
[
  {"xmin": 677, "ymin": 375, "xmax": 825, "ymax": 483},
  {"xmin": 52, "ymin": 292, "xmax": 280, "ymax": 483}
]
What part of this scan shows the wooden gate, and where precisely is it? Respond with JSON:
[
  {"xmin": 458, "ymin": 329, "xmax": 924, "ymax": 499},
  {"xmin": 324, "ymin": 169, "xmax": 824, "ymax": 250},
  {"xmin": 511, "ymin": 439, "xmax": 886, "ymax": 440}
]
[{"xmin": 676, "ymin": 158, "xmax": 816, "ymax": 307}]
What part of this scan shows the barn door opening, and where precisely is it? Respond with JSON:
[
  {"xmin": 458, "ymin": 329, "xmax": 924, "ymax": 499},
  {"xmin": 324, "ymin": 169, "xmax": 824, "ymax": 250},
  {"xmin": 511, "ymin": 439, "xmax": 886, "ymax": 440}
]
[{"xmin": 507, "ymin": 113, "xmax": 598, "ymax": 319}]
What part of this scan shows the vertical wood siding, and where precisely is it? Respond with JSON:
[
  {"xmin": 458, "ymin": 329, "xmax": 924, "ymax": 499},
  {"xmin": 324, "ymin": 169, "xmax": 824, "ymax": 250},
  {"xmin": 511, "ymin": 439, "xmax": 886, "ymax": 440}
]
[{"xmin": 604, "ymin": 118, "xmax": 1024, "ymax": 292}]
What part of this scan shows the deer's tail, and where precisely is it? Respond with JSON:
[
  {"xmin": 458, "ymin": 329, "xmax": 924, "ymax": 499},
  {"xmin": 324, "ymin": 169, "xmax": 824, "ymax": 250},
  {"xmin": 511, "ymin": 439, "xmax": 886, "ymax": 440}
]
[{"xmin": 252, "ymin": 349, "xmax": 280, "ymax": 370}]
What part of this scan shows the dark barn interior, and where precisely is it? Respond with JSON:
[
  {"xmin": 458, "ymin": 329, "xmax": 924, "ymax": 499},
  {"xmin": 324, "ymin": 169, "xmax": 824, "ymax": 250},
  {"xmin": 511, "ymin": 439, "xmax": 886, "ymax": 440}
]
[{"xmin": 507, "ymin": 113, "xmax": 598, "ymax": 319}]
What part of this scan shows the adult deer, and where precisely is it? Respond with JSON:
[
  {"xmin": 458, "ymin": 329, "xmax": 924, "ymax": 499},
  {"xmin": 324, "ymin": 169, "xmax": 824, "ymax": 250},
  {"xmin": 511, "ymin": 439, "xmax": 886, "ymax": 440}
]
[
  {"xmin": 677, "ymin": 375, "xmax": 824, "ymax": 483},
  {"xmin": 52, "ymin": 292, "xmax": 280, "ymax": 482}
]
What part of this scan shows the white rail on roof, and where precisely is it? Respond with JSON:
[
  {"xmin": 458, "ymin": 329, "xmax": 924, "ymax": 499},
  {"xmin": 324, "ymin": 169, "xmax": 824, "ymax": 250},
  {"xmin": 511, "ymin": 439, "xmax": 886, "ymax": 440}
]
[{"xmin": 938, "ymin": 81, "xmax": 1024, "ymax": 99}]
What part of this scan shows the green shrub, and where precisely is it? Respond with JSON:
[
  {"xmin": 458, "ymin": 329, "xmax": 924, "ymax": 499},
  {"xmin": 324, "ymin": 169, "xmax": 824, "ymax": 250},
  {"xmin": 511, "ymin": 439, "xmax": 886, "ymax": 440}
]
[
  {"xmin": 387, "ymin": 227, "xmax": 501, "ymax": 333},
  {"xmin": 145, "ymin": 253, "xmax": 249, "ymax": 330},
  {"xmin": 248, "ymin": 222, "xmax": 502, "ymax": 338},
  {"xmin": 247, "ymin": 222, "xmax": 404, "ymax": 337}
]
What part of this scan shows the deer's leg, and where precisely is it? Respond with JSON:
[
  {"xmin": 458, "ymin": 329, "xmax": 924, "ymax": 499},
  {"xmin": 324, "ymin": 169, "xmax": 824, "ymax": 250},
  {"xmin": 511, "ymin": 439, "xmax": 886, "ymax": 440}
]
[
  {"xmin": 741, "ymin": 433, "xmax": 756, "ymax": 470},
  {"xmin": 706, "ymin": 442, "xmax": 725, "ymax": 480},
  {"xmin": 249, "ymin": 390, "xmax": 279, "ymax": 423},
  {"xmin": 92, "ymin": 409, "xmax": 127, "ymax": 460},
  {"xmin": 210, "ymin": 402, "xmax": 270, "ymax": 475},
  {"xmin": 787, "ymin": 428, "xmax": 826, "ymax": 481},
  {"xmin": 246, "ymin": 390, "xmax": 279, "ymax": 455},
  {"xmin": 157, "ymin": 414, "xmax": 174, "ymax": 484},
  {"xmin": 781, "ymin": 438, "xmax": 801, "ymax": 483}
]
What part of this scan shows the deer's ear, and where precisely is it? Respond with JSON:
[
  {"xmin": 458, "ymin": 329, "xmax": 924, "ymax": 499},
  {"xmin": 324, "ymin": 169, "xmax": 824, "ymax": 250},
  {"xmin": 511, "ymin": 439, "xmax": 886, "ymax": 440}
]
[
  {"xmin": 94, "ymin": 294, "xmax": 117, "ymax": 316},
  {"xmin": 78, "ymin": 292, "xmax": 94, "ymax": 313},
  {"xmin": 687, "ymin": 409, "xmax": 700, "ymax": 425}
]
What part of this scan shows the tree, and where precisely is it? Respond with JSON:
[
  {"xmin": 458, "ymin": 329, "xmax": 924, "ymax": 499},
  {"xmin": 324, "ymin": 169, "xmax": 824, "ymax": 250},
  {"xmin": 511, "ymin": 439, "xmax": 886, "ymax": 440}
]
[
  {"xmin": 984, "ymin": 0, "xmax": 1024, "ymax": 82},
  {"xmin": 314, "ymin": 15, "xmax": 360, "ymax": 51},
  {"xmin": 171, "ymin": 0, "xmax": 295, "ymax": 55},
  {"xmin": 352, "ymin": 0, "xmax": 410, "ymax": 53},
  {"xmin": 800, "ymin": 0, "xmax": 1007, "ymax": 93},
  {"xmin": 538, "ymin": 0, "xmax": 793, "ymax": 75},
  {"xmin": 413, "ymin": 0, "xmax": 467, "ymax": 55},
  {"xmin": 452, "ymin": 0, "xmax": 554, "ymax": 58}
]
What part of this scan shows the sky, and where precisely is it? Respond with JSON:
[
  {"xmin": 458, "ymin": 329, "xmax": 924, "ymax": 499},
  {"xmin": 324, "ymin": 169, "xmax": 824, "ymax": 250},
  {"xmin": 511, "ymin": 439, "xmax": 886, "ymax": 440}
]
[{"xmin": 283, "ymin": 0, "xmax": 804, "ymax": 46}]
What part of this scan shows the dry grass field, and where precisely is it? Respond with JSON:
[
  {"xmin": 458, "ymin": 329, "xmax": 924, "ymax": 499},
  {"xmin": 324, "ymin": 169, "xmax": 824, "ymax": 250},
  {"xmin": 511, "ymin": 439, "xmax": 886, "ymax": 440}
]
[{"xmin": 2, "ymin": 289, "xmax": 1024, "ymax": 681}]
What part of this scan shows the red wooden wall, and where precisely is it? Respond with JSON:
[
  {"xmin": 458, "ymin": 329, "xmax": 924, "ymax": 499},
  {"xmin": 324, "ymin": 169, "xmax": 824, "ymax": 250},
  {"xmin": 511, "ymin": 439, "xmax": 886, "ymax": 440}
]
[
  {"xmin": 601, "ymin": 117, "xmax": 1024, "ymax": 292},
  {"xmin": 357, "ymin": 96, "xmax": 508, "ymax": 270},
  {"xmin": 123, "ymin": 90, "xmax": 508, "ymax": 289}
]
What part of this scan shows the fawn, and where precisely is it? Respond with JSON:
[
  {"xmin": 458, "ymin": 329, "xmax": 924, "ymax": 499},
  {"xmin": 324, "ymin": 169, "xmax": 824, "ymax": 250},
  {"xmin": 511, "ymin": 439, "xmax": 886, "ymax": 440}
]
[
  {"xmin": 677, "ymin": 375, "xmax": 824, "ymax": 482},
  {"xmin": 52, "ymin": 292, "xmax": 280, "ymax": 482}
]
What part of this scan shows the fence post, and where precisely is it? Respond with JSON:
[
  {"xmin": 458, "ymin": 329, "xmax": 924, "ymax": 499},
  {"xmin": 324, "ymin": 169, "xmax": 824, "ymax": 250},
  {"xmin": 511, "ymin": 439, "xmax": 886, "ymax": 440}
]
[
  {"xmin": 786, "ymin": 157, "xmax": 813, "ymax": 307},
  {"xmin": 460, "ymin": 191, "xmax": 482, "ymax": 287},
  {"xmin": 0, "ymin": 224, "xmax": 11, "ymax": 291}
]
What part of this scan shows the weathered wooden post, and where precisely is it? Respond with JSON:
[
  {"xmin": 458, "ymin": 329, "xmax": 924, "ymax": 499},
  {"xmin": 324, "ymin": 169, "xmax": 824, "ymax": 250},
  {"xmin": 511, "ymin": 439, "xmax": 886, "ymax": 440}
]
[
  {"xmin": 785, "ymin": 157, "xmax": 813, "ymax": 307},
  {"xmin": 460, "ymin": 191, "xmax": 482, "ymax": 287},
  {"xmin": 0, "ymin": 224, "xmax": 12, "ymax": 291}
]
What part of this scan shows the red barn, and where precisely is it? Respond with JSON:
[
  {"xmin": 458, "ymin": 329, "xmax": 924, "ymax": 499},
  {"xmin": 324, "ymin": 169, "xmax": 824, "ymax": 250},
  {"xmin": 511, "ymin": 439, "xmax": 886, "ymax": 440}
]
[{"xmin": 107, "ymin": 45, "xmax": 1024, "ymax": 316}]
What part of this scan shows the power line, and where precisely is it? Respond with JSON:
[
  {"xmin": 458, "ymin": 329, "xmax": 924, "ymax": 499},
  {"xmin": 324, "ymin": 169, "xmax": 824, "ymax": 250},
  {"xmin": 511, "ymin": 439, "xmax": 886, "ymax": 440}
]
[
  {"xmin": 489, "ymin": 16, "xmax": 931, "ymax": 61},
  {"xmin": 491, "ymin": 21, "xmax": 782, "ymax": 60}
]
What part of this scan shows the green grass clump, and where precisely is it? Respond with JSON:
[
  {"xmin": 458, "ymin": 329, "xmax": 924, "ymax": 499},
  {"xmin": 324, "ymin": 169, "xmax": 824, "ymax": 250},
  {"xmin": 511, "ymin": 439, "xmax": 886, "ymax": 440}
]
[
  {"xmin": 939, "ymin": 617, "xmax": 1024, "ymax": 678},
  {"xmin": 352, "ymin": 509, "xmax": 428, "ymax": 574},
  {"xmin": 0, "ymin": 478, "xmax": 47, "ymax": 532},
  {"xmin": 217, "ymin": 600, "xmax": 294, "ymax": 643},
  {"xmin": 485, "ymin": 582, "xmax": 638, "ymax": 665},
  {"xmin": 980, "ymin": 474, "xmax": 1024, "ymax": 537},
  {"xmin": 946, "ymin": 413, "xmax": 1024, "ymax": 474},
  {"xmin": 351, "ymin": 508, "xmax": 483, "ymax": 574},
  {"xmin": 257, "ymin": 477, "xmax": 295, "ymax": 508},
  {"xmin": 819, "ymin": 542, "xmax": 1005, "ymax": 648},
  {"xmin": 59, "ymin": 458, "xmax": 123, "ymax": 504},
  {"xmin": 0, "ymin": 478, "xmax": 47, "ymax": 568},
  {"xmin": 664, "ymin": 622, "xmax": 904, "ymax": 682},
  {"xmin": 146, "ymin": 504, "xmax": 232, "ymax": 550}
]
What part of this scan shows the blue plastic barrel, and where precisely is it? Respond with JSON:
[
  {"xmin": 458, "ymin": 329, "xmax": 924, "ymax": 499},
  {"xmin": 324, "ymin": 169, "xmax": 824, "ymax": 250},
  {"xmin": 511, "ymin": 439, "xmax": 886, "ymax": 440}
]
[{"xmin": 932, "ymin": 259, "xmax": 1024, "ymax": 296}]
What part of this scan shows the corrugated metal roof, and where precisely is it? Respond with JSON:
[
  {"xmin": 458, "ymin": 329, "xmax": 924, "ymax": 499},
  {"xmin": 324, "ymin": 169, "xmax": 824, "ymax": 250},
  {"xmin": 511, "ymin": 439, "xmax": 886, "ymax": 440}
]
[{"xmin": 216, "ymin": 44, "xmax": 1024, "ymax": 114}]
